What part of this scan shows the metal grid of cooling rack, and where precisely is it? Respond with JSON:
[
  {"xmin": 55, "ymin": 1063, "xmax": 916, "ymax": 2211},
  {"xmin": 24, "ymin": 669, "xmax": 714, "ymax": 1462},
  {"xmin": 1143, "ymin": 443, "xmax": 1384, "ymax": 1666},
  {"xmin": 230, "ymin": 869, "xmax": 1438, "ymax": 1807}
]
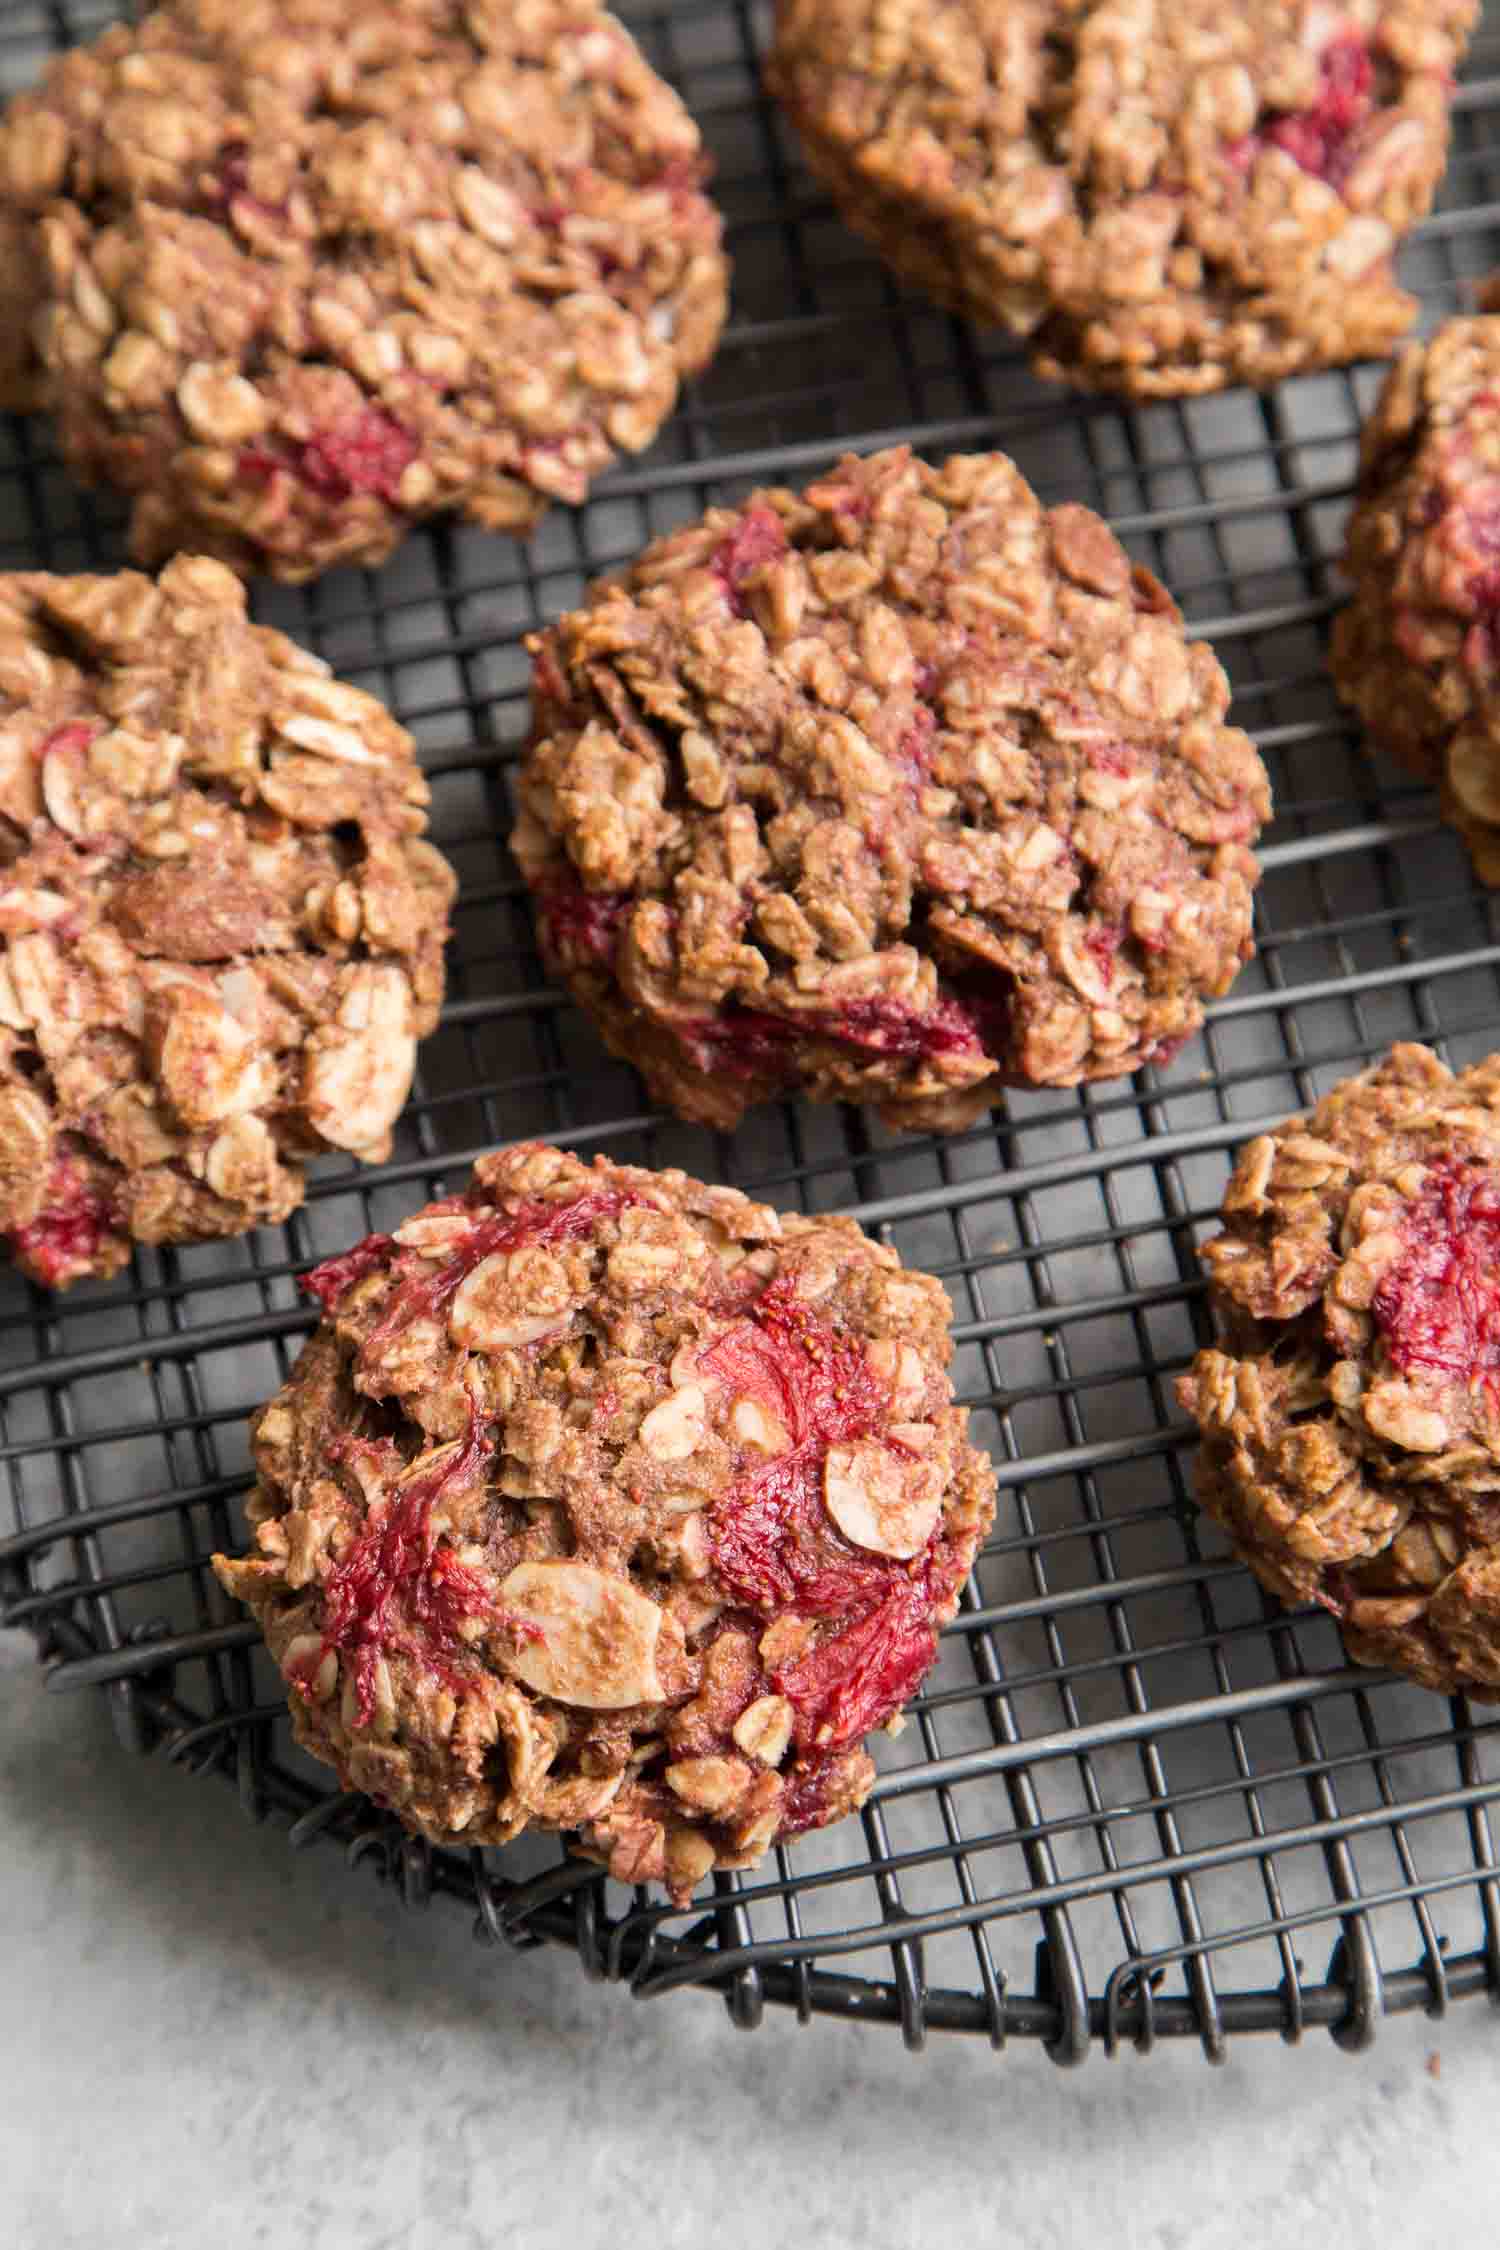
[{"xmin": 7, "ymin": 0, "xmax": 1500, "ymax": 2061}]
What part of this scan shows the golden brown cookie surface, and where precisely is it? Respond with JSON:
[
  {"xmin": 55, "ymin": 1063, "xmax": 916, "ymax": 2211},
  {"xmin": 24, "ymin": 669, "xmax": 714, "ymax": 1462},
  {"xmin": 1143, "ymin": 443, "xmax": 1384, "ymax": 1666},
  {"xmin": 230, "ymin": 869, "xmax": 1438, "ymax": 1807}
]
[
  {"xmin": 515, "ymin": 446, "xmax": 1269, "ymax": 1132},
  {"xmin": 214, "ymin": 1143, "xmax": 997, "ymax": 1899},
  {"xmin": 1183, "ymin": 1043, "xmax": 1500, "ymax": 1695},
  {"xmin": 0, "ymin": 0, "xmax": 728, "ymax": 577},
  {"xmin": 0, "ymin": 555, "xmax": 455, "ymax": 1287},
  {"xmin": 767, "ymin": 0, "xmax": 1474, "ymax": 396},
  {"xmin": 1331, "ymin": 314, "xmax": 1500, "ymax": 883}
]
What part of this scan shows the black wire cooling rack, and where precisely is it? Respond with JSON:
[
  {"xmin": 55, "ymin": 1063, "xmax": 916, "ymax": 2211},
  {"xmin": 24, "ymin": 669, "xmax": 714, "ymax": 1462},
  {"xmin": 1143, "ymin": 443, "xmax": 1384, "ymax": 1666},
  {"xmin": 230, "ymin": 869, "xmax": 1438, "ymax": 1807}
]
[{"xmin": 10, "ymin": 0, "xmax": 1500, "ymax": 2063}]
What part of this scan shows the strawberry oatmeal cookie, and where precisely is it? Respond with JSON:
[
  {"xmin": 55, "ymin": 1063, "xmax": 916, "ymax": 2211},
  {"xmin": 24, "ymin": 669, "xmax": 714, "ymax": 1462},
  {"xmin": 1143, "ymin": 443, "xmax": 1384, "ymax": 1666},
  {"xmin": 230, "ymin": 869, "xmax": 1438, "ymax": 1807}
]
[
  {"xmin": 0, "ymin": 555, "xmax": 455, "ymax": 1290},
  {"xmin": 765, "ymin": 0, "xmax": 1474, "ymax": 397},
  {"xmin": 1181, "ymin": 1042, "xmax": 1500, "ymax": 1694},
  {"xmin": 212, "ymin": 1143, "xmax": 996, "ymax": 1898},
  {"xmin": 0, "ymin": 0, "xmax": 728, "ymax": 579},
  {"xmin": 1332, "ymin": 314, "xmax": 1500, "ymax": 883},
  {"xmin": 513, "ymin": 446, "xmax": 1270, "ymax": 1134}
]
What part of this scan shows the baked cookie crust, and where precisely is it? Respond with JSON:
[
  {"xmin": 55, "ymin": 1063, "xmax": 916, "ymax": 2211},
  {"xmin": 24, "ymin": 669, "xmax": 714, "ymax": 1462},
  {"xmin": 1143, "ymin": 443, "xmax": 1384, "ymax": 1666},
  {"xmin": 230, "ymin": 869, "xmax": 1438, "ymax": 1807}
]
[
  {"xmin": 0, "ymin": 0, "xmax": 729, "ymax": 579},
  {"xmin": 514, "ymin": 446, "xmax": 1269, "ymax": 1133},
  {"xmin": 766, "ymin": 0, "xmax": 1475, "ymax": 397},
  {"xmin": 213, "ymin": 1142, "xmax": 996, "ymax": 1899},
  {"xmin": 1182, "ymin": 1042, "xmax": 1500, "ymax": 1695},
  {"xmin": 0, "ymin": 555, "xmax": 455, "ymax": 1289},
  {"xmin": 1331, "ymin": 314, "xmax": 1500, "ymax": 882}
]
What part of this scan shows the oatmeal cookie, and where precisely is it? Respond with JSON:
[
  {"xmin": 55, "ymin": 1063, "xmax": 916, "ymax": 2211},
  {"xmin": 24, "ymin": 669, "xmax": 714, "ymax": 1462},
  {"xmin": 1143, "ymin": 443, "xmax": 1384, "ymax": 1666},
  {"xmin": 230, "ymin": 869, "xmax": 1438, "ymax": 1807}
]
[
  {"xmin": 513, "ymin": 446, "xmax": 1269, "ymax": 1134},
  {"xmin": 0, "ymin": 0, "xmax": 728, "ymax": 579},
  {"xmin": 0, "ymin": 554, "xmax": 455, "ymax": 1290},
  {"xmin": 765, "ymin": 0, "xmax": 1474, "ymax": 398},
  {"xmin": 1331, "ymin": 315, "xmax": 1500, "ymax": 883},
  {"xmin": 1180, "ymin": 1042, "xmax": 1500, "ymax": 1695},
  {"xmin": 211, "ymin": 1142, "xmax": 996, "ymax": 1899}
]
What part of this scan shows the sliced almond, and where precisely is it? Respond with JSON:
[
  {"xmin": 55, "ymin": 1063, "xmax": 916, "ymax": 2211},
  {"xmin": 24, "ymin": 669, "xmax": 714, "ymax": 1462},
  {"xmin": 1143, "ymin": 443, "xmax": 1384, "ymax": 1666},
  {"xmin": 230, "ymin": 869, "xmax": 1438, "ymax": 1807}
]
[
  {"xmin": 302, "ymin": 965, "xmax": 416, "ymax": 1154},
  {"xmin": 39, "ymin": 744, "xmax": 89, "ymax": 836},
  {"xmin": 867, "ymin": 1337, "xmax": 928, "ymax": 1412},
  {"xmin": 729, "ymin": 1394, "xmax": 790, "ymax": 1454},
  {"xmin": 1226, "ymin": 1135, "xmax": 1276, "ymax": 1212},
  {"xmin": 499, "ymin": 1561, "xmax": 664, "ymax": 1710},
  {"xmin": 449, "ymin": 1248, "xmax": 573, "ymax": 1350},
  {"xmin": 639, "ymin": 1382, "xmax": 708, "ymax": 1461},
  {"xmin": 824, "ymin": 1438, "xmax": 942, "ymax": 1560}
]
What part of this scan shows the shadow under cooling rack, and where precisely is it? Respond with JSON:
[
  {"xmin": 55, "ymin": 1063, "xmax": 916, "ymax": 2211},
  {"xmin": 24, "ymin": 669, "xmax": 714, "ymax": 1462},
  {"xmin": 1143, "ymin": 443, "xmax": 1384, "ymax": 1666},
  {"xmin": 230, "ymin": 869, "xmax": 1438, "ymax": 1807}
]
[{"xmin": 7, "ymin": 0, "xmax": 1500, "ymax": 2059}]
